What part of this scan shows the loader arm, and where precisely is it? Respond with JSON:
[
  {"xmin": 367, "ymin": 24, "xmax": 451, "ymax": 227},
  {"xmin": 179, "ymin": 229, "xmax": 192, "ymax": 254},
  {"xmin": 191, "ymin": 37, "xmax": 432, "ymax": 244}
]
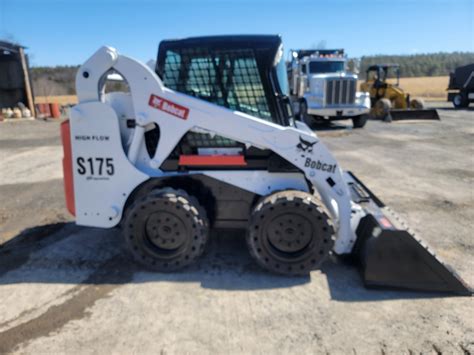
[{"xmin": 75, "ymin": 47, "xmax": 356, "ymax": 254}]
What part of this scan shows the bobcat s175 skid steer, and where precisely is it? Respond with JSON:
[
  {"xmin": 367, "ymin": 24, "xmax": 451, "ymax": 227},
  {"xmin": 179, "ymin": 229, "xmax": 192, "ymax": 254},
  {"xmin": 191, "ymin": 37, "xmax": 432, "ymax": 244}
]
[{"xmin": 61, "ymin": 35, "xmax": 471, "ymax": 295}]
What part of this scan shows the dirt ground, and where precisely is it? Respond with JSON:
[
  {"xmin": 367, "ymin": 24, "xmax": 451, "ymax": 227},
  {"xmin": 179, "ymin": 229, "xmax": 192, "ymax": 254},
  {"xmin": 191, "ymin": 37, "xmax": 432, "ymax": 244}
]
[{"xmin": 0, "ymin": 103, "xmax": 473, "ymax": 354}]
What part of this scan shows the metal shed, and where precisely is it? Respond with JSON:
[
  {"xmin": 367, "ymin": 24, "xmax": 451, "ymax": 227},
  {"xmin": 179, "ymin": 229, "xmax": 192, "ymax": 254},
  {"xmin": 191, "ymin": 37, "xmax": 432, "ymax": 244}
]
[{"xmin": 0, "ymin": 41, "xmax": 35, "ymax": 116}]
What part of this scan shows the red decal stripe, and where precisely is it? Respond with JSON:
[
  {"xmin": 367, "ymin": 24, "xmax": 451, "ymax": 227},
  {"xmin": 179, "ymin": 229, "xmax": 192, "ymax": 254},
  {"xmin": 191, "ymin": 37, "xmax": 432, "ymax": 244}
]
[
  {"xmin": 149, "ymin": 94, "xmax": 189, "ymax": 120},
  {"xmin": 60, "ymin": 120, "xmax": 75, "ymax": 216},
  {"xmin": 379, "ymin": 216, "xmax": 393, "ymax": 229},
  {"xmin": 179, "ymin": 155, "xmax": 247, "ymax": 166}
]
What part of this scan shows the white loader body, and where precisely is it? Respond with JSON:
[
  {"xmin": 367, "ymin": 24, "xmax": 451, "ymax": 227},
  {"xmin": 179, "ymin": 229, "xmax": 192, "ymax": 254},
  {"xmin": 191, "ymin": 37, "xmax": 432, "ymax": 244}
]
[
  {"xmin": 60, "ymin": 43, "xmax": 471, "ymax": 295},
  {"xmin": 67, "ymin": 46, "xmax": 361, "ymax": 254}
]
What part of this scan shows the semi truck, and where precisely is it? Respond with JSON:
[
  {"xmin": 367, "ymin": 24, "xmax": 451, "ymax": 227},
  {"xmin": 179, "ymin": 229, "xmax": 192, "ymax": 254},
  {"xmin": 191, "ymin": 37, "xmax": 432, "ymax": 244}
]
[{"xmin": 287, "ymin": 49, "xmax": 370, "ymax": 128}]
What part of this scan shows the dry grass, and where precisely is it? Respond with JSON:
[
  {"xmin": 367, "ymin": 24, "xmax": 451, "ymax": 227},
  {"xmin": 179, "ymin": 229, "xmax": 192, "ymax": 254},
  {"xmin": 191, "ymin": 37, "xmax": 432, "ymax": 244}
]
[
  {"xmin": 395, "ymin": 76, "xmax": 449, "ymax": 100},
  {"xmin": 35, "ymin": 95, "xmax": 78, "ymax": 105},
  {"xmin": 359, "ymin": 76, "xmax": 449, "ymax": 101},
  {"xmin": 36, "ymin": 76, "xmax": 449, "ymax": 105}
]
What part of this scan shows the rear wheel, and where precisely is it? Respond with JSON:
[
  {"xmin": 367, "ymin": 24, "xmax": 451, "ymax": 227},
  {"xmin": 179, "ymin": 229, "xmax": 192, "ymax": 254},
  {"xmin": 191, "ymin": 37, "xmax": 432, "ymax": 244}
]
[
  {"xmin": 122, "ymin": 188, "xmax": 209, "ymax": 271},
  {"xmin": 452, "ymin": 93, "xmax": 469, "ymax": 108},
  {"xmin": 246, "ymin": 190, "xmax": 335, "ymax": 276},
  {"xmin": 352, "ymin": 114, "xmax": 368, "ymax": 128},
  {"xmin": 409, "ymin": 97, "xmax": 425, "ymax": 109}
]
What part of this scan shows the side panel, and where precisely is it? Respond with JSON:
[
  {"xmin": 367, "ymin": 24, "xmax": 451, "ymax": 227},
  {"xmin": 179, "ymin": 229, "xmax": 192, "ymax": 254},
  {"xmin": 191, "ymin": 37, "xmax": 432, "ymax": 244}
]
[
  {"xmin": 203, "ymin": 171, "xmax": 309, "ymax": 196},
  {"xmin": 70, "ymin": 102, "xmax": 148, "ymax": 227}
]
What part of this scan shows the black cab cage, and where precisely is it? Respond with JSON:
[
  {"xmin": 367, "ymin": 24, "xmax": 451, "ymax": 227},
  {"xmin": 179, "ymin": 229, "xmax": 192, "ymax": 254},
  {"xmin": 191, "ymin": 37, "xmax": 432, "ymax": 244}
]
[
  {"xmin": 156, "ymin": 35, "xmax": 292, "ymax": 127},
  {"xmin": 366, "ymin": 64, "xmax": 400, "ymax": 86}
]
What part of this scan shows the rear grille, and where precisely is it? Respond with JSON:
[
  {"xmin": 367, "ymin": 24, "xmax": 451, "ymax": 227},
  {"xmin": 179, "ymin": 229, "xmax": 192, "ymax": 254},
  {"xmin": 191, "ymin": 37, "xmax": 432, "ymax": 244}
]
[{"xmin": 325, "ymin": 78, "xmax": 356, "ymax": 105}]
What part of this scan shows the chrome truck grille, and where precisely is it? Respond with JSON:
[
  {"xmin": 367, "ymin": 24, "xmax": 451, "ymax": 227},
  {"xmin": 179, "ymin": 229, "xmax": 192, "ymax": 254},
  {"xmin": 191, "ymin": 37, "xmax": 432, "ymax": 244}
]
[{"xmin": 325, "ymin": 78, "xmax": 356, "ymax": 105}]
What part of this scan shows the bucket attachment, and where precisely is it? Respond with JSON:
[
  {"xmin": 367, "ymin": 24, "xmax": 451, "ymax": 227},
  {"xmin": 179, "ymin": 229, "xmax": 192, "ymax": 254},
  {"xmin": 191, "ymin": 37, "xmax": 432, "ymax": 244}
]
[
  {"xmin": 389, "ymin": 109, "xmax": 440, "ymax": 121},
  {"xmin": 345, "ymin": 171, "xmax": 472, "ymax": 296}
]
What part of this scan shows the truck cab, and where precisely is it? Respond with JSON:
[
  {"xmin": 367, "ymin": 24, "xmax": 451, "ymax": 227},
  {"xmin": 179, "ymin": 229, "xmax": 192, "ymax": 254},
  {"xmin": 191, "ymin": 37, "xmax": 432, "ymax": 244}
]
[{"xmin": 288, "ymin": 49, "xmax": 370, "ymax": 128}]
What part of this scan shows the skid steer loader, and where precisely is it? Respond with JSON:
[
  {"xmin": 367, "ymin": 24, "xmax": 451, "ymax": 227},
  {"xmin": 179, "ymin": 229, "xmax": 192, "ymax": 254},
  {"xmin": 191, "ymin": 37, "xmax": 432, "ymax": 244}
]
[
  {"xmin": 360, "ymin": 64, "xmax": 440, "ymax": 121},
  {"xmin": 61, "ymin": 35, "xmax": 470, "ymax": 295}
]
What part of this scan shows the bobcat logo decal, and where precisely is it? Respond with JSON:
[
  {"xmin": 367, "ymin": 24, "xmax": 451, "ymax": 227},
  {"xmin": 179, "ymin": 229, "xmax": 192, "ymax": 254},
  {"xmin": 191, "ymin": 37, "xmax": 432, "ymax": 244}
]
[{"xmin": 297, "ymin": 136, "xmax": 318, "ymax": 153}]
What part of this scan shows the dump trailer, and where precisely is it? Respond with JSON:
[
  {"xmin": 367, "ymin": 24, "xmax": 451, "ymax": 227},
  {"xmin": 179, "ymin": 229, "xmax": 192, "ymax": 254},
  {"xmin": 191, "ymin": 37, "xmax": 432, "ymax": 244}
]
[
  {"xmin": 447, "ymin": 63, "xmax": 474, "ymax": 108},
  {"xmin": 360, "ymin": 64, "xmax": 440, "ymax": 121},
  {"xmin": 61, "ymin": 35, "xmax": 470, "ymax": 295}
]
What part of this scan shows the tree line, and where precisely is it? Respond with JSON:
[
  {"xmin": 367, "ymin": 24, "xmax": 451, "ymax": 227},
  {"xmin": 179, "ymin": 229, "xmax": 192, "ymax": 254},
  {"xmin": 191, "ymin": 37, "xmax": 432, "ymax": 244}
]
[
  {"xmin": 359, "ymin": 52, "xmax": 474, "ymax": 77},
  {"xmin": 30, "ymin": 52, "xmax": 474, "ymax": 96},
  {"xmin": 30, "ymin": 65, "xmax": 78, "ymax": 96}
]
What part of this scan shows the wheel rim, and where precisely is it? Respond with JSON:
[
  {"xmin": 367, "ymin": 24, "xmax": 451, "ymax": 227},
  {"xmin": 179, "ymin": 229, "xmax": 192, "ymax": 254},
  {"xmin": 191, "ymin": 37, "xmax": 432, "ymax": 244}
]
[
  {"xmin": 266, "ymin": 213, "xmax": 312, "ymax": 253},
  {"xmin": 454, "ymin": 95, "xmax": 462, "ymax": 106},
  {"xmin": 145, "ymin": 211, "xmax": 187, "ymax": 251}
]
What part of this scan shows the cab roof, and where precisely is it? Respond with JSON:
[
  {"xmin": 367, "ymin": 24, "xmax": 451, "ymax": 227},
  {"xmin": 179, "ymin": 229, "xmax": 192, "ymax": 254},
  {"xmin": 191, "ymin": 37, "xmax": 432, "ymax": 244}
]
[{"xmin": 158, "ymin": 35, "xmax": 282, "ymax": 53}]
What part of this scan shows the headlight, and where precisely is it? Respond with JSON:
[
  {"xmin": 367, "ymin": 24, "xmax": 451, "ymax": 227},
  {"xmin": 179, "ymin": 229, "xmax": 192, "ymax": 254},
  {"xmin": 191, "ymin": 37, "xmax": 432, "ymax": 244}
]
[{"xmin": 355, "ymin": 92, "xmax": 371, "ymax": 108}]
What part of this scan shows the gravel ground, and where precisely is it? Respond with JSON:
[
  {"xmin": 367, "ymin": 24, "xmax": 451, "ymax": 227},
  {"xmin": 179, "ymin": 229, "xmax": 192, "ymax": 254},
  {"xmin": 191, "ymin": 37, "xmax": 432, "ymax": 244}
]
[{"xmin": 0, "ymin": 104, "xmax": 473, "ymax": 354}]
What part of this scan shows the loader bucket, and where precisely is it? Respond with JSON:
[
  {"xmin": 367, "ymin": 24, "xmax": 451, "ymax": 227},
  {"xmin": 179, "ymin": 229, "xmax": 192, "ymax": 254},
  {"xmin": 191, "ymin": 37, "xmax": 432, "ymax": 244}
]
[
  {"xmin": 345, "ymin": 172, "xmax": 471, "ymax": 296},
  {"xmin": 388, "ymin": 109, "xmax": 440, "ymax": 121}
]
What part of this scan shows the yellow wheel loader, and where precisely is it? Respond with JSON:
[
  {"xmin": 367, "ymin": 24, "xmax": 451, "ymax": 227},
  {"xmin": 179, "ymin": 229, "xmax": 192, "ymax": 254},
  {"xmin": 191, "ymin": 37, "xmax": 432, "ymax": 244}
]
[{"xmin": 360, "ymin": 64, "xmax": 440, "ymax": 121}]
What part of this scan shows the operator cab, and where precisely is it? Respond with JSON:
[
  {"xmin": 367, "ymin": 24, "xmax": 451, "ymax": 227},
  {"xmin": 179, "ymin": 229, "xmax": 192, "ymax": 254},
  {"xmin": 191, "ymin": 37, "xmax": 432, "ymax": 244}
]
[
  {"xmin": 154, "ymin": 35, "xmax": 297, "ymax": 172},
  {"xmin": 156, "ymin": 35, "xmax": 293, "ymax": 126},
  {"xmin": 366, "ymin": 64, "xmax": 400, "ymax": 88}
]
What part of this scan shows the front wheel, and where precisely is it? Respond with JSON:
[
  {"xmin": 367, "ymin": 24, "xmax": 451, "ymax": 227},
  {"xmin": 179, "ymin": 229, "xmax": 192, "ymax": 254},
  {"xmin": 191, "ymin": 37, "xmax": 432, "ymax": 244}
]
[
  {"xmin": 299, "ymin": 101, "xmax": 315, "ymax": 127},
  {"xmin": 352, "ymin": 114, "xmax": 369, "ymax": 128},
  {"xmin": 372, "ymin": 98, "xmax": 392, "ymax": 121},
  {"xmin": 246, "ymin": 190, "xmax": 335, "ymax": 276}
]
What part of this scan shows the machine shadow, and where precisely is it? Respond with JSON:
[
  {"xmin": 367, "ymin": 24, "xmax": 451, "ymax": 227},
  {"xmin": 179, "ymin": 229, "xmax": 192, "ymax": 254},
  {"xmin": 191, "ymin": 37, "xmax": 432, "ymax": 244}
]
[
  {"xmin": 319, "ymin": 257, "xmax": 447, "ymax": 302},
  {"xmin": 310, "ymin": 120, "xmax": 353, "ymax": 131},
  {"xmin": 0, "ymin": 224, "xmax": 307, "ymax": 291},
  {"xmin": 0, "ymin": 224, "xmax": 450, "ymax": 301}
]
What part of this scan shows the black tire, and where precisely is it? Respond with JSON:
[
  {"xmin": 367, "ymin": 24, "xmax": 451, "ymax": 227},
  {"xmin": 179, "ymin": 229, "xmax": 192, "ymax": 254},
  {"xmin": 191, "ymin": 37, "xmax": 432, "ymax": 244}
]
[
  {"xmin": 246, "ymin": 190, "xmax": 335, "ymax": 276},
  {"xmin": 452, "ymin": 93, "xmax": 469, "ymax": 109},
  {"xmin": 122, "ymin": 188, "xmax": 209, "ymax": 271},
  {"xmin": 372, "ymin": 98, "xmax": 391, "ymax": 120},
  {"xmin": 409, "ymin": 97, "xmax": 425, "ymax": 109},
  {"xmin": 352, "ymin": 114, "xmax": 368, "ymax": 128}
]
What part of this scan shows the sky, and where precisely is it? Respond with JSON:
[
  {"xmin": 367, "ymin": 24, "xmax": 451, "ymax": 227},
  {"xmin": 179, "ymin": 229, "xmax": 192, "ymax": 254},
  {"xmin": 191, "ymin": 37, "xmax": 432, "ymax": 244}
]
[{"xmin": 0, "ymin": 0, "xmax": 472, "ymax": 67}]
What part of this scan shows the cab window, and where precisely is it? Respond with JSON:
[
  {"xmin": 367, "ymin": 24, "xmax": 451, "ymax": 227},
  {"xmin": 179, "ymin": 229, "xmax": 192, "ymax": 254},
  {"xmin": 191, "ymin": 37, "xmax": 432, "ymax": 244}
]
[{"xmin": 162, "ymin": 48, "xmax": 272, "ymax": 122}]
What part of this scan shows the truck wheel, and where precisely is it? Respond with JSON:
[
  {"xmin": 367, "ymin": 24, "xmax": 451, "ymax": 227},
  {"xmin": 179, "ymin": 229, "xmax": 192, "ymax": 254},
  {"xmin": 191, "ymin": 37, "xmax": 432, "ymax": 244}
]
[
  {"xmin": 409, "ymin": 97, "xmax": 425, "ymax": 109},
  {"xmin": 452, "ymin": 93, "xmax": 469, "ymax": 108},
  {"xmin": 352, "ymin": 114, "xmax": 368, "ymax": 128},
  {"xmin": 246, "ymin": 190, "xmax": 335, "ymax": 276},
  {"xmin": 122, "ymin": 188, "xmax": 209, "ymax": 271},
  {"xmin": 372, "ymin": 99, "xmax": 391, "ymax": 120},
  {"xmin": 299, "ymin": 101, "xmax": 314, "ymax": 127}
]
